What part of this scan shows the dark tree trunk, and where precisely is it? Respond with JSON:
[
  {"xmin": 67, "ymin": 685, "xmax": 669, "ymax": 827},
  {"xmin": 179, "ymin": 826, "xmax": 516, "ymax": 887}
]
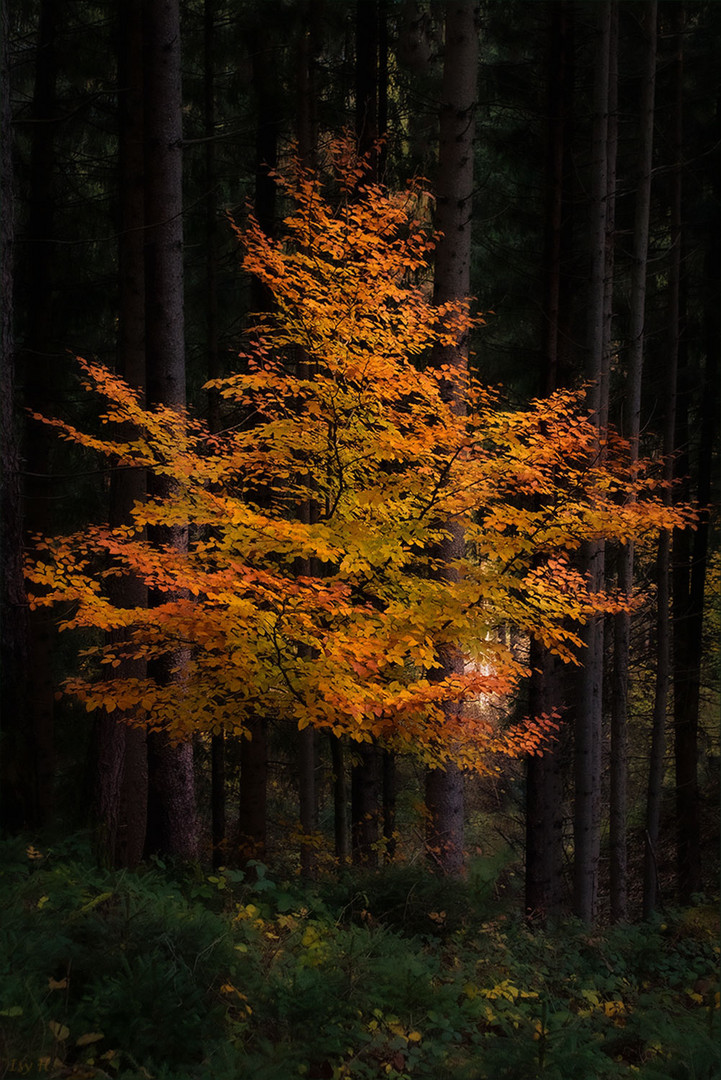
[
  {"xmin": 610, "ymin": 0, "xmax": 656, "ymax": 923},
  {"xmin": 330, "ymin": 735, "xmax": 349, "ymax": 863},
  {"xmin": 19, "ymin": 0, "xmax": 62, "ymax": 831},
  {"xmin": 91, "ymin": 0, "xmax": 148, "ymax": 869},
  {"xmin": 141, "ymin": 0, "xmax": 197, "ymax": 861},
  {"xmin": 524, "ymin": 0, "xmax": 575, "ymax": 919},
  {"xmin": 351, "ymin": 743, "xmax": 381, "ymax": 867},
  {"xmin": 382, "ymin": 750, "xmax": 397, "ymax": 862},
  {"xmin": 349, "ymin": 0, "xmax": 385, "ymax": 868},
  {"xmin": 203, "ymin": 0, "xmax": 227, "ymax": 870},
  {"xmin": 424, "ymin": 0, "xmax": 479, "ymax": 877},
  {"xmin": 672, "ymin": 152, "xmax": 719, "ymax": 904},
  {"xmin": 644, "ymin": 2, "xmax": 684, "ymax": 923},
  {"xmin": 238, "ymin": 716, "xmax": 268, "ymax": 861},
  {"xmin": 573, "ymin": 0, "xmax": 615, "ymax": 925},
  {"xmin": 0, "ymin": 1, "xmax": 30, "ymax": 834},
  {"xmin": 525, "ymin": 645, "xmax": 567, "ymax": 918}
]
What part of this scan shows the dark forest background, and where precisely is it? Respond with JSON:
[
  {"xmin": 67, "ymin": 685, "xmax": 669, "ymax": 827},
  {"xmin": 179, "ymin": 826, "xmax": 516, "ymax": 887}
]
[{"xmin": 1, "ymin": 0, "xmax": 718, "ymax": 924}]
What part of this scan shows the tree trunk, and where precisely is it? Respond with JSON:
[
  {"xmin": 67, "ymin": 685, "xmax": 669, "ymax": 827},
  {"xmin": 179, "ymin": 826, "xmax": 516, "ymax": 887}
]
[
  {"xmin": 643, "ymin": 1, "xmax": 683, "ymax": 924},
  {"xmin": 0, "ymin": 1, "xmax": 30, "ymax": 834},
  {"xmin": 330, "ymin": 735, "xmax": 349, "ymax": 864},
  {"xmin": 90, "ymin": 0, "xmax": 148, "ymax": 869},
  {"xmin": 18, "ymin": 0, "xmax": 63, "ymax": 831},
  {"xmin": 672, "ymin": 131, "xmax": 719, "ymax": 903},
  {"xmin": 382, "ymin": 750, "xmax": 397, "ymax": 862},
  {"xmin": 238, "ymin": 715, "xmax": 268, "ymax": 861},
  {"xmin": 573, "ymin": 0, "xmax": 615, "ymax": 925},
  {"xmin": 349, "ymin": 0, "xmax": 384, "ymax": 867},
  {"xmin": 294, "ymin": 3, "xmax": 321, "ymax": 877},
  {"xmin": 610, "ymin": 0, "xmax": 656, "ymax": 923},
  {"xmin": 524, "ymin": 0, "xmax": 575, "ymax": 920},
  {"xmin": 351, "ymin": 743, "xmax": 381, "ymax": 867},
  {"xmin": 424, "ymin": 0, "xmax": 479, "ymax": 877},
  {"xmin": 525, "ymin": 645, "xmax": 567, "ymax": 918},
  {"xmin": 142, "ymin": 0, "xmax": 197, "ymax": 861},
  {"xmin": 202, "ymin": 0, "xmax": 227, "ymax": 870}
]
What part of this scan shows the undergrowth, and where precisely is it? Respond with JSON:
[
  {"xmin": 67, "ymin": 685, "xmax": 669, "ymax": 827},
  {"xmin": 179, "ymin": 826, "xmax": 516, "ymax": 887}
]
[{"xmin": 0, "ymin": 835, "xmax": 718, "ymax": 1080}]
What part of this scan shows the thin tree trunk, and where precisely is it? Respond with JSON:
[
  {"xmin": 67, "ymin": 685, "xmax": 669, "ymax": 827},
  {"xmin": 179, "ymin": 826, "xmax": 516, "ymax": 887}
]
[
  {"xmin": 19, "ymin": 0, "xmax": 62, "ymax": 831},
  {"xmin": 203, "ymin": 0, "xmax": 226, "ymax": 870},
  {"xmin": 524, "ymin": 0, "xmax": 574, "ymax": 919},
  {"xmin": 295, "ymin": 2, "xmax": 321, "ymax": 877},
  {"xmin": 644, "ymin": 11, "xmax": 684, "ymax": 918},
  {"xmin": 672, "ymin": 131, "xmax": 719, "ymax": 903},
  {"xmin": 0, "ymin": 1, "xmax": 30, "ymax": 834},
  {"xmin": 424, "ymin": 0, "xmax": 479, "ymax": 877},
  {"xmin": 573, "ymin": 0, "xmax": 614, "ymax": 924},
  {"xmin": 238, "ymin": 715, "xmax": 268, "ymax": 861},
  {"xmin": 610, "ymin": 0, "xmax": 656, "ymax": 923},
  {"xmin": 525, "ymin": 646, "xmax": 567, "ymax": 918},
  {"xmin": 142, "ymin": 0, "xmax": 197, "ymax": 861},
  {"xmin": 351, "ymin": 744, "xmax": 381, "ymax": 867},
  {"xmin": 91, "ymin": 0, "xmax": 148, "ymax": 869},
  {"xmin": 382, "ymin": 750, "xmax": 397, "ymax": 862},
  {"xmin": 349, "ymin": 0, "xmax": 383, "ymax": 868},
  {"xmin": 330, "ymin": 734, "xmax": 349, "ymax": 863}
]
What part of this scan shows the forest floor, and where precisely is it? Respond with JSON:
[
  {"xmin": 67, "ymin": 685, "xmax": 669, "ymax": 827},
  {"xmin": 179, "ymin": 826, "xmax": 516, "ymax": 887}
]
[{"xmin": 0, "ymin": 834, "xmax": 718, "ymax": 1080}]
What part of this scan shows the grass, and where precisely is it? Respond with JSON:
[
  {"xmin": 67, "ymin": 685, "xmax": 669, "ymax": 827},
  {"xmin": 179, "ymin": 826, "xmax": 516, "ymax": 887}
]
[{"xmin": 0, "ymin": 834, "xmax": 718, "ymax": 1080}]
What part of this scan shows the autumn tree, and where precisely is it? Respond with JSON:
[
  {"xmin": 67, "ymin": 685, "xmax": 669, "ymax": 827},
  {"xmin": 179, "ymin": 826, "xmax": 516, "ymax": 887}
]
[{"xmin": 26, "ymin": 144, "xmax": 688, "ymax": 851}]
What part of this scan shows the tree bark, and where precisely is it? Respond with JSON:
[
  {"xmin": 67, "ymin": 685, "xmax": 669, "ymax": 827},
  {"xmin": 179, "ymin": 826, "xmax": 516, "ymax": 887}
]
[
  {"xmin": 525, "ymin": 645, "xmax": 567, "ymax": 918},
  {"xmin": 610, "ymin": 0, "xmax": 656, "ymax": 923},
  {"xmin": 90, "ymin": 0, "xmax": 148, "ymax": 869},
  {"xmin": 424, "ymin": 0, "xmax": 479, "ymax": 877},
  {"xmin": 238, "ymin": 715, "xmax": 268, "ymax": 861},
  {"xmin": 18, "ymin": 0, "xmax": 62, "ymax": 831},
  {"xmin": 142, "ymin": 0, "xmax": 197, "ymax": 861},
  {"xmin": 0, "ymin": 1, "xmax": 30, "ymax": 834},
  {"xmin": 330, "ymin": 734, "xmax": 349, "ymax": 863},
  {"xmin": 351, "ymin": 743, "xmax": 381, "ymax": 867},
  {"xmin": 643, "ymin": 2, "xmax": 683, "ymax": 924},
  {"xmin": 294, "ymin": 2, "xmax": 321, "ymax": 877},
  {"xmin": 524, "ymin": 0, "xmax": 575, "ymax": 920},
  {"xmin": 573, "ymin": 0, "xmax": 615, "ymax": 925},
  {"xmin": 203, "ymin": 0, "xmax": 227, "ymax": 870},
  {"xmin": 349, "ymin": 0, "xmax": 383, "ymax": 868},
  {"xmin": 672, "ymin": 120, "xmax": 719, "ymax": 903}
]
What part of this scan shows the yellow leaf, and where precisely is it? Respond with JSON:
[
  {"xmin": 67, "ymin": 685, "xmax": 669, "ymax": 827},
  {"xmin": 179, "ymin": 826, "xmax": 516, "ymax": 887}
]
[
  {"xmin": 76, "ymin": 1032, "xmax": 105, "ymax": 1046},
  {"xmin": 49, "ymin": 1020, "xmax": 70, "ymax": 1041},
  {"xmin": 48, "ymin": 977, "xmax": 68, "ymax": 990}
]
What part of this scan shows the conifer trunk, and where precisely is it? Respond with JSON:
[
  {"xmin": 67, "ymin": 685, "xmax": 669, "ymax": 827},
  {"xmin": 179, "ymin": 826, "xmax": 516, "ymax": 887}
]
[
  {"xmin": 643, "ymin": 3, "xmax": 683, "ymax": 924},
  {"xmin": 91, "ymin": 0, "xmax": 148, "ymax": 868},
  {"xmin": 610, "ymin": 0, "xmax": 655, "ymax": 923},
  {"xmin": 573, "ymin": 0, "xmax": 615, "ymax": 924},
  {"xmin": 204, "ymin": 0, "xmax": 226, "ymax": 870},
  {"xmin": 0, "ymin": 0, "xmax": 30, "ymax": 832},
  {"xmin": 19, "ymin": 0, "xmax": 62, "ymax": 830},
  {"xmin": 349, "ymin": 0, "xmax": 383, "ymax": 868},
  {"xmin": 424, "ymin": 0, "xmax": 479, "ymax": 876},
  {"xmin": 142, "ymin": 0, "xmax": 197, "ymax": 860},
  {"xmin": 238, "ymin": 716, "xmax": 268, "ymax": 861},
  {"xmin": 672, "ymin": 157, "xmax": 718, "ymax": 903},
  {"xmin": 524, "ymin": 0, "xmax": 575, "ymax": 919}
]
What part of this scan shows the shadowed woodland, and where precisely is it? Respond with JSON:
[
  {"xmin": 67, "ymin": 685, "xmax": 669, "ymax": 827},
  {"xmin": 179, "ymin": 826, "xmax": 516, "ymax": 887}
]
[{"xmin": 0, "ymin": 2, "xmax": 718, "ymax": 1078}]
